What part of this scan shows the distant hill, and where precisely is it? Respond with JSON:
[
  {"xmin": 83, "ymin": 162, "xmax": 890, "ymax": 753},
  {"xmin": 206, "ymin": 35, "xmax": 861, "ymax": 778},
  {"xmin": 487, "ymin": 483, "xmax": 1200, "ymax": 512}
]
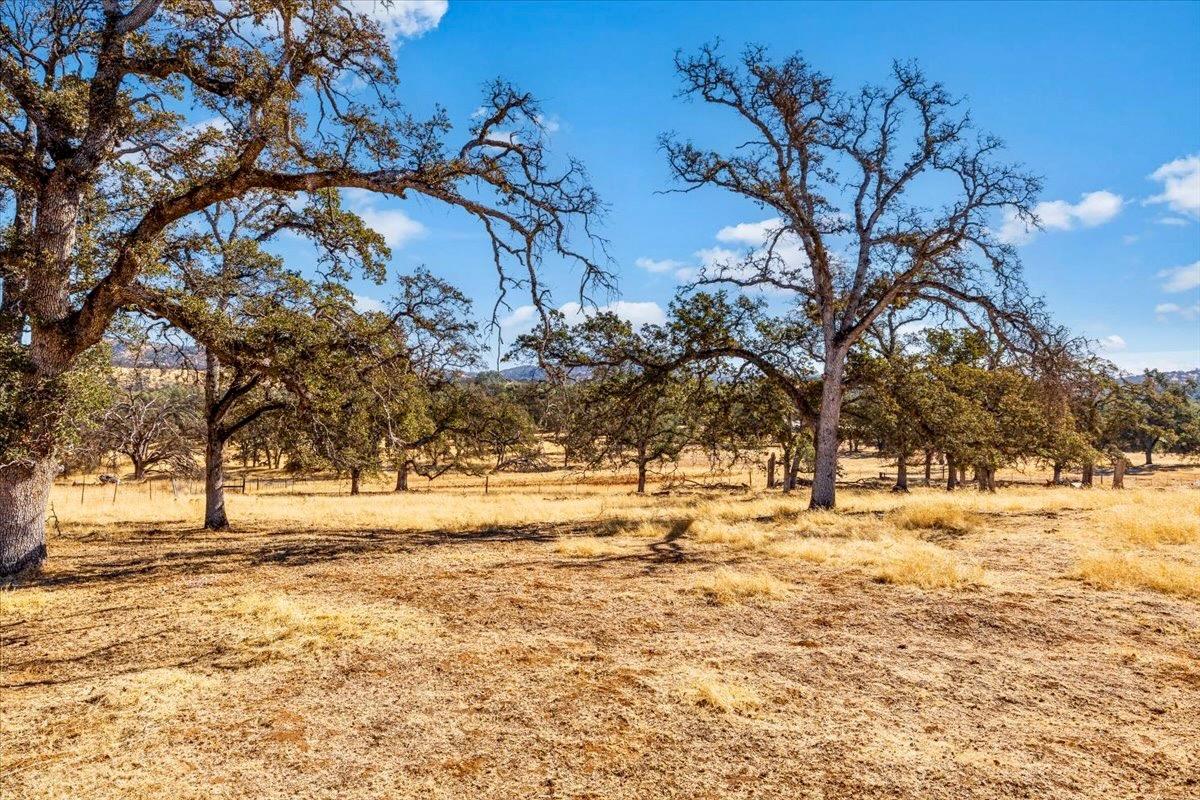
[
  {"xmin": 1122, "ymin": 368, "xmax": 1200, "ymax": 399},
  {"xmin": 498, "ymin": 364, "xmax": 548, "ymax": 382},
  {"xmin": 1121, "ymin": 368, "xmax": 1199, "ymax": 383}
]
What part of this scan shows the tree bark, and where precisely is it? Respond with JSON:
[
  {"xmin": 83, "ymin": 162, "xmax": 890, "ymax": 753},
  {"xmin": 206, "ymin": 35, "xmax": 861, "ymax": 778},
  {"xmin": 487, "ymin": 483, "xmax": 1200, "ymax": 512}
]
[
  {"xmin": 946, "ymin": 455, "xmax": 957, "ymax": 491},
  {"xmin": 781, "ymin": 445, "xmax": 794, "ymax": 492},
  {"xmin": 1112, "ymin": 455, "xmax": 1126, "ymax": 489},
  {"xmin": 0, "ymin": 458, "xmax": 56, "ymax": 582},
  {"xmin": 203, "ymin": 432, "xmax": 229, "ymax": 530},
  {"xmin": 810, "ymin": 350, "xmax": 846, "ymax": 509},
  {"xmin": 131, "ymin": 456, "xmax": 147, "ymax": 481},
  {"xmin": 1052, "ymin": 463, "xmax": 1063, "ymax": 484},
  {"xmin": 350, "ymin": 468, "xmax": 362, "ymax": 496},
  {"xmin": 203, "ymin": 350, "xmax": 229, "ymax": 530},
  {"xmin": 1081, "ymin": 461, "xmax": 1094, "ymax": 488},
  {"xmin": 394, "ymin": 461, "xmax": 409, "ymax": 492},
  {"xmin": 923, "ymin": 449, "xmax": 932, "ymax": 486},
  {"xmin": 893, "ymin": 452, "xmax": 909, "ymax": 493},
  {"xmin": 1144, "ymin": 447, "xmax": 1153, "ymax": 466},
  {"xmin": 766, "ymin": 452, "xmax": 776, "ymax": 489}
]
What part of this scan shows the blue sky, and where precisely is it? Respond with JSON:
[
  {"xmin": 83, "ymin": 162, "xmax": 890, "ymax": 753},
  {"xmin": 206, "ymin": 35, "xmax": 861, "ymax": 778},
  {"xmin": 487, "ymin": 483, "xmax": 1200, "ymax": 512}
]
[{"xmin": 280, "ymin": 1, "xmax": 1200, "ymax": 372}]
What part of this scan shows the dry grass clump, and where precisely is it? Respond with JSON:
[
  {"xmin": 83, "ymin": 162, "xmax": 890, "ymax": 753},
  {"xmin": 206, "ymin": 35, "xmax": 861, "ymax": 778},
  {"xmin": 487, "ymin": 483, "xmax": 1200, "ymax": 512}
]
[
  {"xmin": 766, "ymin": 538, "xmax": 842, "ymax": 563},
  {"xmin": 769, "ymin": 534, "xmax": 984, "ymax": 588},
  {"xmin": 688, "ymin": 672, "xmax": 763, "ymax": 714},
  {"xmin": 868, "ymin": 537, "xmax": 985, "ymax": 588},
  {"xmin": 555, "ymin": 537, "xmax": 625, "ymax": 557},
  {"xmin": 1075, "ymin": 552, "xmax": 1200, "ymax": 598},
  {"xmin": 216, "ymin": 593, "xmax": 436, "ymax": 660},
  {"xmin": 688, "ymin": 517, "xmax": 775, "ymax": 550},
  {"xmin": 889, "ymin": 502, "xmax": 981, "ymax": 534},
  {"xmin": 692, "ymin": 567, "xmax": 790, "ymax": 605},
  {"xmin": 1100, "ymin": 503, "xmax": 1200, "ymax": 546}
]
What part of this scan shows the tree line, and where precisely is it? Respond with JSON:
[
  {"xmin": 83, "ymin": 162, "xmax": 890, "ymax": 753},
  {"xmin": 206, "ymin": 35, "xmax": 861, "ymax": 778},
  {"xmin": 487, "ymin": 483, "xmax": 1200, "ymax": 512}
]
[{"xmin": 65, "ymin": 293, "xmax": 1200, "ymax": 536}]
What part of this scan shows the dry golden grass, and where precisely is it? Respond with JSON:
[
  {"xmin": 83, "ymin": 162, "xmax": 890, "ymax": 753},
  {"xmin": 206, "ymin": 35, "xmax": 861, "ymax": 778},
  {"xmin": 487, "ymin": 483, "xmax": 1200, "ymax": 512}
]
[
  {"xmin": 688, "ymin": 672, "xmax": 763, "ymax": 714},
  {"xmin": 769, "ymin": 533, "xmax": 984, "ymax": 588},
  {"xmin": 692, "ymin": 567, "xmax": 791, "ymax": 605},
  {"xmin": 889, "ymin": 502, "xmax": 981, "ymax": 534},
  {"xmin": 1099, "ymin": 502, "xmax": 1200, "ymax": 546},
  {"xmin": 617, "ymin": 520, "xmax": 672, "ymax": 538},
  {"xmin": 688, "ymin": 517, "xmax": 776, "ymax": 550},
  {"xmin": 217, "ymin": 592, "xmax": 438, "ymax": 661},
  {"xmin": 3, "ymin": 453, "xmax": 1195, "ymax": 799},
  {"xmin": 0, "ymin": 587, "xmax": 55, "ymax": 617},
  {"xmin": 868, "ymin": 537, "xmax": 986, "ymax": 588},
  {"xmin": 1075, "ymin": 551, "xmax": 1200, "ymax": 598},
  {"xmin": 554, "ymin": 536, "xmax": 625, "ymax": 557}
]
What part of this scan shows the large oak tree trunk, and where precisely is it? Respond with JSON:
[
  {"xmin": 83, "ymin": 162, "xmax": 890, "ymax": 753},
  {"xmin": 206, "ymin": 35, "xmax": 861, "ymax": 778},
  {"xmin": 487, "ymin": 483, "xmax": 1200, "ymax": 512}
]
[
  {"xmin": 810, "ymin": 350, "xmax": 846, "ymax": 510},
  {"xmin": 350, "ymin": 468, "xmax": 362, "ymax": 496},
  {"xmin": 766, "ymin": 452, "xmax": 776, "ymax": 489},
  {"xmin": 0, "ymin": 457, "xmax": 56, "ymax": 581},
  {"xmin": 394, "ymin": 460, "xmax": 409, "ymax": 492},
  {"xmin": 893, "ymin": 452, "xmax": 909, "ymax": 493},
  {"xmin": 1143, "ymin": 447, "xmax": 1153, "ymax": 466},
  {"xmin": 1081, "ymin": 461, "xmax": 1094, "ymax": 488},
  {"xmin": 1112, "ymin": 455, "xmax": 1126, "ymax": 489},
  {"xmin": 203, "ymin": 350, "xmax": 229, "ymax": 530},
  {"xmin": 204, "ymin": 432, "xmax": 229, "ymax": 531}
]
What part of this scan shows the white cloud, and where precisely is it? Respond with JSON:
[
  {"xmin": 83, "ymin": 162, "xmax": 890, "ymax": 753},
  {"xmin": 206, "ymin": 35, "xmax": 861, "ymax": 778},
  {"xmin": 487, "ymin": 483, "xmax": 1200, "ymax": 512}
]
[
  {"xmin": 559, "ymin": 300, "xmax": 666, "ymax": 328},
  {"xmin": 499, "ymin": 304, "xmax": 538, "ymax": 329},
  {"xmin": 1154, "ymin": 302, "xmax": 1200, "ymax": 321},
  {"xmin": 996, "ymin": 208, "xmax": 1038, "ymax": 246},
  {"xmin": 1158, "ymin": 261, "xmax": 1200, "ymax": 293},
  {"xmin": 342, "ymin": 188, "xmax": 426, "ymax": 248},
  {"xmin": 1109, "ymin": 350, "xmax": 1200, "ymax": 372},
  {"xmin": 501, "ymin": 300, "xmax": 666, "ymax": 336},
  {"xmin": 1070, "ymin": 191, "xmax": 1124, "ymax": 226},
  {"xmin": 356, "ymin": 207, "xmax": 425, "ymax": 248},
  {"xmin": 1099, "ymin": 334, "xmax": 1127, "ymax": 352},
  {"xmin": 1122, "ymin": 234, "xmax": 1139, "ymax": 245},
  {"xmin": 997, "ymin": 191, "xmax": 1124, "ymax": 245},
  {"xmin": 361, "ymin": 0, "xmax": 448, "ymax": 38},
  {"xmin": 534, "ymin": 114, "xmax": 561, "ymax": 134},
  {"xmin": 1157, "ymin": 216, "xmax": 1190, "ymax": 227},
  {"xmin": 716, "ymin": 218, "xmax": 784, "ymax": 245},
  {"xmin": 1146, "ymin": 154, "xmax": 1200, "ymax": 219},
  {"xmin": 635, "ymin": 257, "xmax": 687, "ymax": 274},
  {"xmin": 638, "ymin": 218, "xmax": 808, "ymax": 288},
  {"xmin": 354, "ymin": 294, "xmax": 387, "ymax": 314}
]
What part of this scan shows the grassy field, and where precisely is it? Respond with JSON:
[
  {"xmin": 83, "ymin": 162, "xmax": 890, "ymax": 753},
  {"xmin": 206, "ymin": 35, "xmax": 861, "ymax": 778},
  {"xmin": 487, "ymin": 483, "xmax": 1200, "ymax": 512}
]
[{"xmin": 2, "ymin": 455, "xmax": 1198, "ymax": 799}]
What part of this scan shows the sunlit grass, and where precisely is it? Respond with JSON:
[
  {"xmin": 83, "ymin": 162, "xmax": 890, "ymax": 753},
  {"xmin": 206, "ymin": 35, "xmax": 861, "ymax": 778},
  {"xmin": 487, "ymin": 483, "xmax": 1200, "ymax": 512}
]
[
  {"xmin": 692, "ymin": 567, "xmax": 790, "ymax": 605},
  {"xmin": 687, "ymin": 671, "xmax": 763, "ymax": 714},
  {"xmin": 555, "ymin": 537, "xmax": 625, "ymax": 557},
  {"xmin": 1075, "ymin": 552, "xmax": 1200, "ymax": 598}
]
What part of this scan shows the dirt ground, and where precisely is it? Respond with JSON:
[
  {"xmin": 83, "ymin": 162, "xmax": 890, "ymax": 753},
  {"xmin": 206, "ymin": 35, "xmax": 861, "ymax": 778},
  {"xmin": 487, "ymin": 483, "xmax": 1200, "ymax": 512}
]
[{"xmin": 2, "ymin": 455, "xmax": 1198, "ymax": 799}]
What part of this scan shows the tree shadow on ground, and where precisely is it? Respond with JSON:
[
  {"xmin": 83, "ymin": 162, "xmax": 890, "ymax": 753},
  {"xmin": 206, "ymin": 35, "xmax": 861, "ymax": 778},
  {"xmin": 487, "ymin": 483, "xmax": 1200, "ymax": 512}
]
[{"xmin": 22, "ymin": 516, "xmax": 705, "ymax": 592}]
